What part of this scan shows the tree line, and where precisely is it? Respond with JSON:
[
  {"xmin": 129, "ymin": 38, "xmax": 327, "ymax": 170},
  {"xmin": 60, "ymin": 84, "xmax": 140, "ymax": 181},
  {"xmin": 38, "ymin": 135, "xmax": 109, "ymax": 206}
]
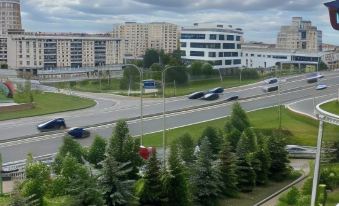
[{"xmin": 8, "ymin": 103, "xmax": 292, "ymax": 206}]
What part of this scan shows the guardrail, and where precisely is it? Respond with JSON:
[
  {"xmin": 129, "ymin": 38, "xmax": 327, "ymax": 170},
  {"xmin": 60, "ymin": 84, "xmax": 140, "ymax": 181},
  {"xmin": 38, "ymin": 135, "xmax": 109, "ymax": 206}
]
[
  {"xmin": 2, "ymin": 153, "xmax": 56, "ymax": 180},
  {"xmin": 315, "ymin": 98, "xmax": 339, "ymax": 126}
]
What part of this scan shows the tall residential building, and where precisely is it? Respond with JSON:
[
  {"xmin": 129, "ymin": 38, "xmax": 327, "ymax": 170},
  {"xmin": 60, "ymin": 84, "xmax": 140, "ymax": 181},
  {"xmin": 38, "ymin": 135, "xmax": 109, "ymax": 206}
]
[
  {"xmin": 180, "ymin": 23, "xmax": 243, "ymax": 70},
  {"xmin": 277, "ymin": 17, "xmax": 322, "ymax": 52},
  {"xmin": 6, "ymin": 32, "xmax": 124, "ymax": 70},
  {"xmin": 112, "ymin": 22, "xmax": 179, "ymax": 57},
  {"xmin": 0, "ymin": 0, "xmax": 22, "ymax": 35}
]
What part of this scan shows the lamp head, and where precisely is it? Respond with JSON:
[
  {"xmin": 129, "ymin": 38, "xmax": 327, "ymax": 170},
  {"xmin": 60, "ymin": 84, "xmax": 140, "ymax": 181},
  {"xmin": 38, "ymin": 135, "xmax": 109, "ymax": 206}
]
[{"xmin": 325, "ymin": 0, "xmax": 339, "ymax": 30}]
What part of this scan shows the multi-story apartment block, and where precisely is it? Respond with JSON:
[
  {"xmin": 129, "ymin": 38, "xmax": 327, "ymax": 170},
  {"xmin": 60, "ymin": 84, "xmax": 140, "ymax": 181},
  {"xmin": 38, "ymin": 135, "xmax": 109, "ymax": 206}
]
[
  {"xmin": 112, "ymin": 22, "xmax": 179, "ymax": 58},
  {"xmin": 6, "ymin": 32, "xmax": 124, "ymax": 70},
  {"xmin": 180, "ymin": 23, "xmax": 243, "ymax": 70},
  {"xmin": 277, "ymin": 17, "xmax": 322, "ymax": 52},
  {"xmin": 0, "ymin": 0, "xmax": 22, "ymax": 35},
  {"xmin": 0, "ymin": 37, "xmax": 7, "ymax": 64}
]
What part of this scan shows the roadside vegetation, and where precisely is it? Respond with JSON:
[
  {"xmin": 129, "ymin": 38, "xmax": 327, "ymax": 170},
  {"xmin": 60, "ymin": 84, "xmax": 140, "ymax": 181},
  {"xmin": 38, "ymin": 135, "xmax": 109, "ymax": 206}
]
[
  {"xmin": 320, "ymin": 100, "xmax": 339, "ymax": 116},
  {"xmin": 0, "ymin": 91, "xmax": 96, "ymax": 121},
  {"xmin": 0, "ymin": 103, "xmax": 298, "ymax": 206}
]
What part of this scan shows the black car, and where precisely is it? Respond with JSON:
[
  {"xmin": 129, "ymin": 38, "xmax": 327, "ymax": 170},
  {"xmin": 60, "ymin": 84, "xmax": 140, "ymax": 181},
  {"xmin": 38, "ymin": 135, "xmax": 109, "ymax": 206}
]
[
  {"xmin": 202, "ymin": 93, "xmax": 219, "ymax": 101},
  {"xmin": 208, "ymin": 87, "xmax": 224, "ymax": 94},
  {"xmin": 225, "ymin": 95, "xmax": 239, "ymax": 101},
  {"xmin": 37, "ymin": 118, "xmax": 67, "ymax": 132},
  {"xmin": 188, "ymin": 91, "xmax": 205, "ymax": 99},
  {"xmin": 67, "ymin": 127, "xmax": 91, "ymax": 138},
  {"xmin": 263, "ymin": 85, "xmax": 279, "ymax": 93}
]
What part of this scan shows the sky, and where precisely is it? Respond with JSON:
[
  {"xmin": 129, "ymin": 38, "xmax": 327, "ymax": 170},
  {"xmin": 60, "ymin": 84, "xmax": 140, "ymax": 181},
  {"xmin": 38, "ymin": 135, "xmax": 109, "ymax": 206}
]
[{"xmin": 21, "ymin": 0, "xmax": 339, "ymax": 45}]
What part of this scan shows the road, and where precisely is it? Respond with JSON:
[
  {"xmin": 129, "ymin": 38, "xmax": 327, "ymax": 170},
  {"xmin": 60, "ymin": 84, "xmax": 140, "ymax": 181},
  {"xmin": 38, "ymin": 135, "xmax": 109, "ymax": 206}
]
[{"xmin": 1, "ymin": 71, "xmax": 339, "ymax": 163}]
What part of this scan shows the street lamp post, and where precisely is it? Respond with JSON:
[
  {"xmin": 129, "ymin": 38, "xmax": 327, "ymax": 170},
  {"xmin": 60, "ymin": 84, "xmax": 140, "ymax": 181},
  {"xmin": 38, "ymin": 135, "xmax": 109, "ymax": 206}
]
[
  {"xmin": 162, "ymin": 65, "xmax": 177, "ymax": 166},
  {"xmin": 0, "ymin": 153, "xmax": 2, "ymax": 195},
  {"xmin": 124, "ymin": 64, "xmax": 144, "ymax": 145}
]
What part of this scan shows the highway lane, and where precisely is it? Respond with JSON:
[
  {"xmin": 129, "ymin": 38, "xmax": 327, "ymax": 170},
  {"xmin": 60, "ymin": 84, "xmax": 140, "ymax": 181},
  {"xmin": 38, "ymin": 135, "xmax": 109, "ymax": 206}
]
[
  {"xmin": 1, "ymin": 71, "xmax": 339, "ymax": 141},
  {"xmin": 2, "ymin": 80, "xmax": 339, "ymax": 163}
]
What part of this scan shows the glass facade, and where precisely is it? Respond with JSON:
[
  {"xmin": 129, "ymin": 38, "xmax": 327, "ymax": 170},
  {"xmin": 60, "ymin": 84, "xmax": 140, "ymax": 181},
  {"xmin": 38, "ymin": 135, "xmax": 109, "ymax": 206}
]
[{"xmin": 181, "ymin": 33, "xmax": 206, "ymax": 39}]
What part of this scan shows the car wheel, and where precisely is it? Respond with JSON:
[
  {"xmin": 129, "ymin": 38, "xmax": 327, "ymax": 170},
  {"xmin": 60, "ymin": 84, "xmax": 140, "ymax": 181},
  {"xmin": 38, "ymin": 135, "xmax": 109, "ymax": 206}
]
[{"xmin": 59, "ymin": 125, "xmax": 66, "ymax": 130}]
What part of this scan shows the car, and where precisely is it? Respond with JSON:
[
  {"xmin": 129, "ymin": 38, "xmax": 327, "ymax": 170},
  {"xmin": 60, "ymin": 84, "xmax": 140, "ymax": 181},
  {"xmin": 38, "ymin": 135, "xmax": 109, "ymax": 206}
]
[
  {"xmin": 67, "ymin": 127, "xmax": 91, "ymax": 138},
  {"xmin": 306, "ymin": 72, "xmax": 323, "ymax": 83},
  {"xmin": 201, "ymin": 93, "xmax": 219, "ymax": 101},
  {"xmin": 262, "ymin": 85, "xmax": 279, "ymax": 93},
  {"xmin": 285, "ymin": 145, "xmax": 316, "ymax": 159},
  {"xmin": 316, "ymin": 84, "xmax": 328, "ymax": 90},
  {"xmin": 225, "ymin": 94, "xmax": 239, "ymax": 101},
  {"xmin": 208, "ymin": 87, "xmax": 224, "ymax": 94},
  {"xmin": 264, "ymin": 78, "xmax": 278, "ymax": 84},
  {"xmin": 188, "ymin": 91, "xmax": 205, "ymax": 99},
  {"xmin": 37, "ymin": 118, "xmax": 67, "ymax": 132}
]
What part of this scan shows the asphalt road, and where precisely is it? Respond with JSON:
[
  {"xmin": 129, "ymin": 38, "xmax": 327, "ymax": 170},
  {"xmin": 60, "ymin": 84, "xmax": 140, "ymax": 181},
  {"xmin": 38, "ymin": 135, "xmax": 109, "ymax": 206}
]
[
  {"xmin": 2, "ymin": 71, "xmax": 339, "ymax": 163},
  {"xmin": 1, "ymin": 71, "xmax": 339, "ymax": 142}
]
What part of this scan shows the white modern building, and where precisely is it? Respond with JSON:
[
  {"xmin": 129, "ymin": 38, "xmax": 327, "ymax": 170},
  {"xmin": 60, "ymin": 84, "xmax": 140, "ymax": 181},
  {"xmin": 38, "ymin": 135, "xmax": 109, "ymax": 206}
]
[
  {"xmin": 242, "ymin": 43, "xmax": 321, "ymax": 70},
  {"xmin": 180, "ymin": 23, "xmax": 243, "ymax": 70}
]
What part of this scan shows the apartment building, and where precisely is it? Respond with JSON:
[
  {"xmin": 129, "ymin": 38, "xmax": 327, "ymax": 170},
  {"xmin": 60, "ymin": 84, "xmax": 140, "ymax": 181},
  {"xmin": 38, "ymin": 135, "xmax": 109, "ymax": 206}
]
[
  {"xmin": 0, "ymin": 37, "xmax": 7, "ymax": 64},
  {"xmin": 180, "ymin": 23, "xmax": 243, "ymax": 70},
  {"xmin": 112, "ymin": 22, "xmax": 179, "ymax": 57},
  {"xmin": 0, "ymin": 0, "xmax": 22, "ymax": 35},
  {"xmin": 277, "ymin": 17, "xmax": 322, "ymax": 52},
  {"xmin": 6, "ymin": 32, "xmax": 124, "ymax": 70}
]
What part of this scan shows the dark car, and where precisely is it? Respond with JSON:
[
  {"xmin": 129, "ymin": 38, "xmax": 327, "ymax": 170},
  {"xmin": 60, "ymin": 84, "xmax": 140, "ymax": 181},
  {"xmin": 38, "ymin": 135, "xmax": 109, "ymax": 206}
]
[
  {"xmin": 225, "ymin": 95, "xmax": 239, "ymax": 102},
  {"xmin": 208, "ymin": 87, "xmax": 224, "ymax": 94},
  {"xmin": 306, "ymin": 73, "xmax": 323, "ymax": 83},
  {"xmin": 202, "ymin": 93, "xmax": 219, "ymax": 101},
  {"xmin": 188, "ymin": 91, "xmax": 205, "ymax": 99},
  {"xmin": 67, "ymin": 127, "xmax": 91, "ymax": 138},
  {"xmin": 264, "ymin": 78, "xmax": 278, "ymax": 84},
  {"xmin": 37, "ymin": 118, "xmax": 67, "ymax": 132}
]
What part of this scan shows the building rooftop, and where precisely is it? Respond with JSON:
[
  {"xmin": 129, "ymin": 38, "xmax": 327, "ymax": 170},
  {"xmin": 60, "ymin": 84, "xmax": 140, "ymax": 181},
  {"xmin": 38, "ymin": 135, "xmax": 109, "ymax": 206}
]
[{"xmin": 181, "ymin": 23, "xmax": 243, "ymax": 34}]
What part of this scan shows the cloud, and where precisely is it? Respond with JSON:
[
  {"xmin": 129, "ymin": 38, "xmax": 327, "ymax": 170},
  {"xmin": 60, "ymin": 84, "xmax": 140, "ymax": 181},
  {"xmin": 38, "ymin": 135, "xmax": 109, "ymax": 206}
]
[{"xmin": 20, "ymin": 0, "xmax": 338, "ymax": 44}]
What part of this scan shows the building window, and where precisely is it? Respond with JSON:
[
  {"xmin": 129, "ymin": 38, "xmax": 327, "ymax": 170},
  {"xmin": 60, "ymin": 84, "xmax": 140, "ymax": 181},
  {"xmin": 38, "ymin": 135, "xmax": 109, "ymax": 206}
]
[
  {"xmin": 232, "ymin": 52, "xmax": 238, "ymax": 57},
  {"xmin": 190, "ymin": 51, "xmax": 204, "ymax": 57},
  {"xmin": 223, "ymin": 43, "xmax": 235, "ymax": 49},
  {"xmin": 251, "ymin": 54, "xmax": 254, "ymax": 57},
  {"xmin": 224, "ymin": 52, "xmax": 232, "ymax": 57},
  {"xmin": 219, "ymin": 35, "xmax": 225, "ymax": 40},
  {"xmin": 227, "ymin": 35, "xmax": 235, "ymax": 41},
  {"xmin": 237, "ymin": 44, "xmax": 241, "ymax": 49},
  {"xmin": 219, "ymin": 52, "xmax": 224, "ymax": 57},
  {"xmin": 209, "ymin": 52, "xmax": 216, "ymax": 57},
  {"xmin": 225, "ymin": 60, "xmax": 232, "ymax": 65},
  {"xmin": 233, "ymin": 59, "xmax": 241, "ymax": 65},
  {"xmin": 258, "ymin": 54, "xmax": 262, "ymax": 57},
  {"xmin": 181, "ymin": 42, "xmax": 186, "ymax": 47},
  {"xmin": 236, "ymin": 36, "xmax": 241, "ymax": 41},
  {"xmin": 272, "ymin": 55, "xmax": 288, "ymax": 59},
  {"xmin": 181, "ymin": 33, "xmax": 205, "ymax": 39},
  {"xmin": 210, "ymin": 34, "xmax": 217, "ymax": 40},
  {"xmin": 214, "ymin": 60, "xmax": 222, "ymax": 65},
  {"xmin": 190, "ymin": 43, "xmax": 221, "ymax": 49}
]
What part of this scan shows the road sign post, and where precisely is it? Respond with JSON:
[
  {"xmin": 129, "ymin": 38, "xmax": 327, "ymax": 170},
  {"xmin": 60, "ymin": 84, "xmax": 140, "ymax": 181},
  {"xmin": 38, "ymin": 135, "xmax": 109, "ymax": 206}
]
[{"xmin": 0, "ymin": 153, "xmax": 3, "ymax": 195}]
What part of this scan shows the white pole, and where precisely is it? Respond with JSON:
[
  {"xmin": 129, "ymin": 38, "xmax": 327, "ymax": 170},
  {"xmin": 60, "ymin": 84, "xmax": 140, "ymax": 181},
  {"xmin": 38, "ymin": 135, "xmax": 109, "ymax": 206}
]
[
  {"xmin": 311, "ymin": 119, "xmax": 324, "ymax": 206},
  {"xmin": 162, "ymin": 69, "xmax": 166, "ymax": 166},
  {"xmin": 140, "ymin": 70, "xmax": 144, "ymax": 146}
]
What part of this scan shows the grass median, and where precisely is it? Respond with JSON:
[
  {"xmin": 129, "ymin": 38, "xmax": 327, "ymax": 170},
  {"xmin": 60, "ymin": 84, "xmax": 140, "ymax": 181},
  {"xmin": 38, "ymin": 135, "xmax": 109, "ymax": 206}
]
[
  {"xmin": 320, "ymin": 100, "xmax": 339, "ymax": 116},
  {"xmin": 142, "ymin": 106, "xmax": 339, "ymax": 147},
  {"xmin": 0, "ymin": 92, "xmax": 96, "ymax": 121}
]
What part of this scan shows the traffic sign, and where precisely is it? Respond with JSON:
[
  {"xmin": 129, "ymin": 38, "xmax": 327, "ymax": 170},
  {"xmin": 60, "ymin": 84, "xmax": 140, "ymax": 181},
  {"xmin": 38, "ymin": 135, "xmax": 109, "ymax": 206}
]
[{"xmin": 143, "ymin": 80, "xmax": 156, "ymax": 89}]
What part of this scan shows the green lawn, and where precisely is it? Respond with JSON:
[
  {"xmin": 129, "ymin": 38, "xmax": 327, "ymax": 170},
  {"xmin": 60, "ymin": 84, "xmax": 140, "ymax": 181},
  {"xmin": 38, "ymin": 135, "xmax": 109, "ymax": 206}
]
[
  {"xmin": 320, "ymin": 100, "xmax": 339, "ymax": 116},
  {"xmin": 0, "ymin": 195, "xmax": 10, "ymax": 206},
  {"xmin": 0, "ymin": 92, "xmax": 96, "ymax": 121},
  {"xmin": 142, "ymin": 107, "xmax": 339, "ymax": 147},
  {"xmin": 52, "ymin": 77, "xmax": 260, "ymax": 98}
]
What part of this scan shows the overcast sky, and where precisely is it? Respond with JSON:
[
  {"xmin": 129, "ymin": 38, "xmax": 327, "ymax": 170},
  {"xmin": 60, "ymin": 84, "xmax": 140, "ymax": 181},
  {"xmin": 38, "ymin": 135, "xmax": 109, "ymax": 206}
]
[{"xmin": 21, "ymin": 0, "xmax": 339, "ymax": 45}]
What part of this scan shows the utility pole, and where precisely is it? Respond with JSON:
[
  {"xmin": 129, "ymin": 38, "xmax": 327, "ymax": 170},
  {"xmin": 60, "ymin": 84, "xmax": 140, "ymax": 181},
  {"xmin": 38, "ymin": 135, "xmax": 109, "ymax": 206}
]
[{"xmin": 0, "ymin": 153, "xmax": 3, "ymax": 195}]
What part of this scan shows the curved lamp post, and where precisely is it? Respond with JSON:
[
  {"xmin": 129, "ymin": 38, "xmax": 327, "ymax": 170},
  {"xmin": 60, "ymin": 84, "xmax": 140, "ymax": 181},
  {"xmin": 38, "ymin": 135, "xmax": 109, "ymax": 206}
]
[
  {"xmin": 123, "ymin": 64, "xmax": 144, "ymax": 145},
  {"xmin": 162, "ymin": 65, "xmax": 179, "ymax": 166}
]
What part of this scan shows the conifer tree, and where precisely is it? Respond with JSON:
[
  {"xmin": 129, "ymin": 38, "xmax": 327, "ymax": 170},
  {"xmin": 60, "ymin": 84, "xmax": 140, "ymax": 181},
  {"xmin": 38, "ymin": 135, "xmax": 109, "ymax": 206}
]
[
  {"xmin": 139, "ymin": 152, "xmax": 162, "ymax": 205},
  {"xmin": 190, "ymin": 137, "xmax": 221, "ymax": 205},
  {"xmin": 254, "ymin": 135, "xmax": 271, "ymax": 185},
  {"xmin": 230, "ymin": 102, "xmax": 250, "ymax": 132},
  {"xmin": 217, "ymin": 140, "xmax": 238, "ymax": 197},
  {"xmin": 177, "ymin": 133, "xmax": 195, "ymax": 165},
  {"xmin": 268, "ymin": 135, "xmax": 290, "ymax": 181},
  {"xmin": 87, "ymin": 135, "xmax": 107, "ymax": 168},
  {"xmin": 163, "ymin": 144, "xmax": 191, "ymax": 206},
  {"xmin": 199, "ymin": 126, "xmax": 222, "ymax": 156}
]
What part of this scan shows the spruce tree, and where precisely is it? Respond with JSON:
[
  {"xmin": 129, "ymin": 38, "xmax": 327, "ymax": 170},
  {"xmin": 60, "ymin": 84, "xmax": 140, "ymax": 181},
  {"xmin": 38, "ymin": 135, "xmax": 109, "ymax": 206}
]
[
  {"xmin": 230, "ymin": 102, "xmax": 250, "ymax": 132},
  {"xmin": 139, "ymin": 152, "xmax": 162, "ymax": 205},
  {"xmin": 236, "ymin": 132, "xmax": 256, "ymax": 192},
  {"xmin": 217, "ymin": 140, "xmax": 238, "ymax": 197},
  {"xmin": 163, "ymin": 144, "xmax": 190, "ymax": 206},
  {"xmin": 190, "ymin": 137, "xmax": 221, "ymax": 206},
  {"xmin": 268, "ymin": 135, "xmax": 290, "ymax": 181},
  {"xmin": 177, "ymin": 133, "xmax": 195, "ymax": 165},
  {"xmin": 99, "ymin": 153, "xmax": 135, "ymax": 206},
  {"xmin": 87, "ymin": 135, "xmax": 107, "ymax": 168},
  {"xmin": 199, "ymin": 126, "xmax": 222, "ymax": 156},
  {"xmin": 255, "ymin": 135, "xmax": 271, "ymax": 185}
]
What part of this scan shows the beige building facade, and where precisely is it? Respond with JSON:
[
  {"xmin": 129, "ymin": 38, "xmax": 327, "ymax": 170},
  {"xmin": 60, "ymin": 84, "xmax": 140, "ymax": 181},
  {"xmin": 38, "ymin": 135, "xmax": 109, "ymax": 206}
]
[
  {"xmin": 277, "ymin": 17, "xmax": 322, "ymax": 52},
  {"xmin": 6, "ymin": 32, "xmax": 124, "ymax": 70},
  {"xmin": 0, "ymin": 0, "xmax": 22, "ymax": 35},
  {"xmin": 112, "ymin": 22, "xmax": 179, "ymax": 58}
]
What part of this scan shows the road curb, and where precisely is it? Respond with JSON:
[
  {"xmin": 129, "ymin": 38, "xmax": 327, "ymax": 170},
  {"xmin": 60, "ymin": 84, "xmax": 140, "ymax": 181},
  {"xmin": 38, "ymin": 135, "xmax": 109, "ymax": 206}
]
[{"xmin": 254, "ymin": 172, "xmax": 309, "ymax": 206}]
